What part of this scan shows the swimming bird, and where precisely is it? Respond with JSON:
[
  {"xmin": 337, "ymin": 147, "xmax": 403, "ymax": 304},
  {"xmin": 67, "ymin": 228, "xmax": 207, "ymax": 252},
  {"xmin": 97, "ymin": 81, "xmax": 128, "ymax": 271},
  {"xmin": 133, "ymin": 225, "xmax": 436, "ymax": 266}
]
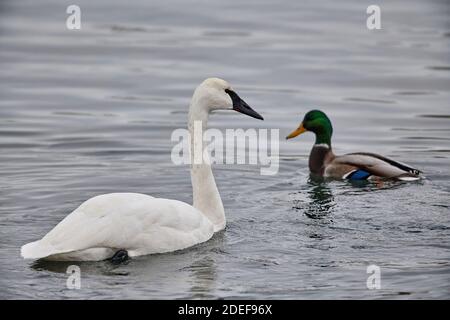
[
  {"xmin": 21, "ymin": 78, "xmax": 264, "ymax": 261},
  {"xmin": 286, "ymin": 110, "xmax": 421, "ymax": 181}
]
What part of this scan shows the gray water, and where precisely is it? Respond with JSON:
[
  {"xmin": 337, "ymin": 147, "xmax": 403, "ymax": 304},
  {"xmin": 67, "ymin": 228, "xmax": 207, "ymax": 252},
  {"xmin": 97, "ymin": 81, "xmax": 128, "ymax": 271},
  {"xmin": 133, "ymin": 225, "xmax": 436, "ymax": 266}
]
[{"xmin": 1, "ymin": 0, "xmax": 449, "ymax": 299}]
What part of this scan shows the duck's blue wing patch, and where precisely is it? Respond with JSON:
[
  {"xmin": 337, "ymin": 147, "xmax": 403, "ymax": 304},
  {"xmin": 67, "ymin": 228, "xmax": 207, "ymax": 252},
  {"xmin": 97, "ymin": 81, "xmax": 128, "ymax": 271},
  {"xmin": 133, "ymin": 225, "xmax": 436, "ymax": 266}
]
[{"xmin": 345, "ymin": 169, "xmax": 371, "ymax": 180}]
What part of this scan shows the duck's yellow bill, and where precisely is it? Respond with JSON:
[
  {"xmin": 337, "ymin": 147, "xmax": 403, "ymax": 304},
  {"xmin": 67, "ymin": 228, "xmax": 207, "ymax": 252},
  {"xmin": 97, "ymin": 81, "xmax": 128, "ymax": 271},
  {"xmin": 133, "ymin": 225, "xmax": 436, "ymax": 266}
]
[{"xmin": 286, "ymin": 123, "xmax": 307, "ymax": 140}]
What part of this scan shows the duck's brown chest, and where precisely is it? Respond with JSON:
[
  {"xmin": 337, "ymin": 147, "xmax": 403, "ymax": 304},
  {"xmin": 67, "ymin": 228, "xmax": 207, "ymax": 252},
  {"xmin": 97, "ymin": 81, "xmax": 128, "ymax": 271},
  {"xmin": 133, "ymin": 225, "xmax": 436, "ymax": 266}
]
[{"xmin": 309, "ymin": 145, "xmax": 334, "ymax": 176}]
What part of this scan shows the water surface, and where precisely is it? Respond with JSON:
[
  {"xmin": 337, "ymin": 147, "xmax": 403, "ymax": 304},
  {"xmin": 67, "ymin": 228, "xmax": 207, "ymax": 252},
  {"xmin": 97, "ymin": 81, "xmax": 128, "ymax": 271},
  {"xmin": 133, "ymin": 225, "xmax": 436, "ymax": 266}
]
[{"xmin": 0, "ymin": 0, "xmax": 449, "ymax": 299}]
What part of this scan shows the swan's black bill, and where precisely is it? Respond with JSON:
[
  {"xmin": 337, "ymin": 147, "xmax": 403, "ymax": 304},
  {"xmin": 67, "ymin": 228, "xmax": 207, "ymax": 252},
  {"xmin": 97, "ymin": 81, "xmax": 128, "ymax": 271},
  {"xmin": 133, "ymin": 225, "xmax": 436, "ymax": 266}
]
[{"xmin": 225, "ymin": 89, "xmax": 264, "ymax": 120}]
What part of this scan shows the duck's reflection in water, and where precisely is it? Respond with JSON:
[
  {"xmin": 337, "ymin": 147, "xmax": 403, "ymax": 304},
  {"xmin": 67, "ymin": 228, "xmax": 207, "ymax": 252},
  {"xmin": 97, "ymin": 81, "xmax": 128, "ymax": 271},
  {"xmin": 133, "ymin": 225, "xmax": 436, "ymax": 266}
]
[
  {"xmin": 292, "ymin": 175, "xmax": 335, "ymax": 220},
  {"xmin": 290, "ymin": 175, "xmax": 336, "ymax": 245},
  {"xmin": 305, "ymin": 175, "xmax": 335, "ymax": 219}
]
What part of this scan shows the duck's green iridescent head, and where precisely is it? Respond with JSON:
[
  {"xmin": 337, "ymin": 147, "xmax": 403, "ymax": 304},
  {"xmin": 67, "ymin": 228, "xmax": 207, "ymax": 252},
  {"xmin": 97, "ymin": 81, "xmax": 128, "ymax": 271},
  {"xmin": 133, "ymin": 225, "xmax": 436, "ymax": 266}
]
[{"xmin": 286, "ymin": 110, "xmax": 333, "ymax": 146}]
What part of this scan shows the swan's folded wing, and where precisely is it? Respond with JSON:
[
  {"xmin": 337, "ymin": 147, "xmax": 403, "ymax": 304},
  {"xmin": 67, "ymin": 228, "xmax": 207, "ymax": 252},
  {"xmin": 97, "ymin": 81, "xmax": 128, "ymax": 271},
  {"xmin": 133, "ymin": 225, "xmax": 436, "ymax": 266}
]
[
  {"xmin": 21, "ymin": 208, "xmax": 118, "ymax": 259},
  {"xmin": 335, "ymin": 152, "xmax": 421, "ymax": 178},
  {"xmin": 36, "ymin": 194, "xmax": 151, "ymax": 254},
  {"xmin": 21, "ymin": 193, "xmax": 214, "ymax": 260},
  {"xmin": 22, "ymin": 199, "xmax": 142, "ymax": 259}
]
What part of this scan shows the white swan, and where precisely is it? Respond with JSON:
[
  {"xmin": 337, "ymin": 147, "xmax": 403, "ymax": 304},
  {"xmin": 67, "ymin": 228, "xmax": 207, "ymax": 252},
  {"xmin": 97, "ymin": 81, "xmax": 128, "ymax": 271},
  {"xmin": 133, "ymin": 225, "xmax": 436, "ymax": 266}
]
[{"xmin": 21, "ymin": 78, "xmax": 263, "ymax": 261}]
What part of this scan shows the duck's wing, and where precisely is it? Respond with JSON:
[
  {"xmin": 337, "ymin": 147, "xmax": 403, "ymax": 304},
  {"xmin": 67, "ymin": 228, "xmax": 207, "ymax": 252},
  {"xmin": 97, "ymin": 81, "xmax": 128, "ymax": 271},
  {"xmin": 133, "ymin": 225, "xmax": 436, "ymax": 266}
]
[
  {"xmin": 333, "ymin": 152, "xmax": 421, "ymax": 180},
  {"xmin": 21, "ymin": 193, "xmax": 214, "ymax": 261}
]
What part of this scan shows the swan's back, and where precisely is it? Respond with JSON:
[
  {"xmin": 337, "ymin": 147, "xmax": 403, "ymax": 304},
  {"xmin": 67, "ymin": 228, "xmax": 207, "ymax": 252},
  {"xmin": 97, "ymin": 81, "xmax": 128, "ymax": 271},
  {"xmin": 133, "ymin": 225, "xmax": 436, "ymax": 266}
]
[{"xmin": 21, "ymin": 193, "xmax": 214, "ymax": 261}]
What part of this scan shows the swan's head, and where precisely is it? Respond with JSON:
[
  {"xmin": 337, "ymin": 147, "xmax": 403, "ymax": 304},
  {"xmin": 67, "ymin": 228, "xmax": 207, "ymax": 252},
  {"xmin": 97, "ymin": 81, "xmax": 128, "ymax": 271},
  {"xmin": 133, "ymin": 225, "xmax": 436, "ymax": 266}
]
[{"xmin": 193, "ymin": 77, "xmax": 264, "ymax": 120}]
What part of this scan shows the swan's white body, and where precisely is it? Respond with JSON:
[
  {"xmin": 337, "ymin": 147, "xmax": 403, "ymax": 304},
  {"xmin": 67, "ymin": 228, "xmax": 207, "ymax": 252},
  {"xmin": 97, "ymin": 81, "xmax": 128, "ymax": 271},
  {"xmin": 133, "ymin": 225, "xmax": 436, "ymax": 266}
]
[
  {"xmin": 21, "ymin": 194, "xmax": 214, "ymax": 261},
  {"xmin": 21, "ymin": 78, "xmax": 259, "ymax": 261}
]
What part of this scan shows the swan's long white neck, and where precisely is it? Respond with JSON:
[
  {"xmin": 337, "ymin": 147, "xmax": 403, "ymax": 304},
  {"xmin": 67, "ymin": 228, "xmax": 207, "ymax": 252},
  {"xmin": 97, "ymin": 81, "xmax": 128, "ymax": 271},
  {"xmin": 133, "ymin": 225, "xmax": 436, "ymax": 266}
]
[{"xmin": 188, "ymin": 93, "xmax": 226, "ymax": 232}]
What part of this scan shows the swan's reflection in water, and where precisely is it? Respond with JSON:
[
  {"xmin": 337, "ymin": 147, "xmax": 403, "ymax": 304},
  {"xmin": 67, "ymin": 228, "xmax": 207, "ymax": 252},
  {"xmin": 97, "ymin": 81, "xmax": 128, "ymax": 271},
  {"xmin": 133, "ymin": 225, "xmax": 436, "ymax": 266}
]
[
  {"xmin": 183, "ymin": 256, "xmax": 217, "ymax": 299},
  {"xmin": 29, "ymin": 232, "xmax": 225, "ymax": 298}
]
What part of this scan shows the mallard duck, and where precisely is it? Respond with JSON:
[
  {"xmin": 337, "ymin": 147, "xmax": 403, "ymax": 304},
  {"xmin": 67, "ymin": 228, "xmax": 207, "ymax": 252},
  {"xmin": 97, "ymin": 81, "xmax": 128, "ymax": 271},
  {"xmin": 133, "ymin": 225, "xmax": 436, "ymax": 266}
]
[{"xmin": 286, "ymin": 110, "xmax": 421, "ymax": 181}]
